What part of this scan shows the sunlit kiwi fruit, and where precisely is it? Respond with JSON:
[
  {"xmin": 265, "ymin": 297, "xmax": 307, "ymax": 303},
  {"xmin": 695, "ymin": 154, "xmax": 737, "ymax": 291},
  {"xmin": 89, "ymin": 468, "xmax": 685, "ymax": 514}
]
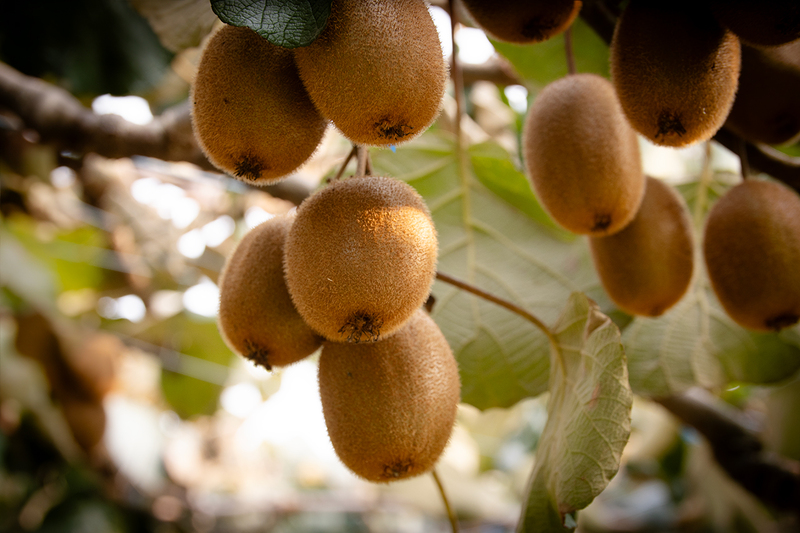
[
  {"xmin": 590, "ymin": 177, "xmax": 694, "ymax": 317},
  {"xmin": 293, "ymin": 0, "xmax": 446, "ymax": 146},
  {"xmin": 318, "ymin": 309, "xmax": 460, "ymax": 482},
  {"xmin": 191, "ymin": 25, "xmax": 327, "ymax": 183},
  {"xmin": 703, "ymin": 179, "xmax": 800, "ymax": 332},
  {"xmin": 283, "ymin": 176, "xmax": 438, "ymax": 343},
  {"xmin": 218, "ymin": 215, "xmax": 322, "ymax": 369},
  {"xmin": 460, "ymin": 0, "xmax": 582, "ymax": 44},
  {"xmin": 523, "ymin": 73, "xmax": 645, "ymax": 236},
  {"xmin": 611, "ymin": 0, "xmax": 741, "ymax": 147}
]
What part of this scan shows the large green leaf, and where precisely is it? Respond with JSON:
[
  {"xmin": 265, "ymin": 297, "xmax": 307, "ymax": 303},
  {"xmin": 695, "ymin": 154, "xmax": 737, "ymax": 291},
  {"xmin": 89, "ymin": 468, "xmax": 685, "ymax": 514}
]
[
  {"xmin": 517, "ymin": 293, "xmax": 632, "ymax": 532},
  {"xmin": 371, "ymin": 132, "xmax": 603, "ymax": 410},
  {"xmin": 210, "ymin": 0, "xmax": 331, "ymax": 48},
  {"xmin": 492, "ymin": 18, "xmax": 610, "ymax": 92}
]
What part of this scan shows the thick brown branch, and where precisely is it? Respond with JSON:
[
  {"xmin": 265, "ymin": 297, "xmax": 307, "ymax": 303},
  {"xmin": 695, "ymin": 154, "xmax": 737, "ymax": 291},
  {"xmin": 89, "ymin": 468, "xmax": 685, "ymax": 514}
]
[
  {"xmin": 0, "ymin": 62, "xmax": 207, "ymax": 167},
  {"xmin": 657, "ymin": 388, "xmax": 800, "ymax": 514}
]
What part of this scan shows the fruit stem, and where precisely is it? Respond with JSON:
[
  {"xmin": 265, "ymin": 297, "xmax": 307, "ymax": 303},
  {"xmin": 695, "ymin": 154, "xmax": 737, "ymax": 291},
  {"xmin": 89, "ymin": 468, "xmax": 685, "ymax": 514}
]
[
  {"xmin": 693, "ymin": 141, "xmax": 714, "ymax": 229},
  {"xmin": 355, "ymin": 145, "xmax": 370, "ymax": 178},
  {"xmin": 738, "ymin": 137, "xmax": 751, "ymax": 179},
  {"xmin": 564, "ymin": 28, "xmax": 577, "ymax": 75},
  {"xmin": 435, "ymin": 271, "xmax": 556, "ymax": 343},
  {"xmin": 329, "ymin": 145, "xmax": 357, "ymax": 183},
  {"xmin": 432, "ymin": 468, "xmax": 459, "ymax": 533}
]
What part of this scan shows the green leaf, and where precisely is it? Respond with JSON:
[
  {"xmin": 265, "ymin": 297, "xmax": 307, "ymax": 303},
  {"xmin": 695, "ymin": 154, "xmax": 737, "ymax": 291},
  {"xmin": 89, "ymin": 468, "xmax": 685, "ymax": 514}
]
[
  {"xmin": 492, "ymin": 18, "xmax": 610, "ymax": 91},
  {"xmin": 137, "ymin": 313, "xmax": 234, "ymax": 418},
  {"xmin": 518, "ymin": 293, "xmax": 632, "ymax": 532},
  {"xmin": 210, "ymin": 0, "xmax": 332, "ymax": 48},
  {"xmin": 371, "ymin": 132, "xmax": 603, "ymax": 410}
]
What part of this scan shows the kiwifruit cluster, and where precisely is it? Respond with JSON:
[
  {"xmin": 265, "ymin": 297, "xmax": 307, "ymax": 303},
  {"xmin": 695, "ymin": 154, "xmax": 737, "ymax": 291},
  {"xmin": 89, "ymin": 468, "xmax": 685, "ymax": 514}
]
[
  {"xmin": 725, "ymin": 42, "xmax": 800, "ymax": 146},
  {"xmin": 589, "ymin": 177, "xmax": 694, "ymax": 317},
  {"xmin": 293, "ymin": 0, "xmax": 447, "ymax": 146},
  {"xmin": 610, "ymin": 0, "xmax": 741, "ymax": 147},
  {"xmin": 14, "ymin": 313, "xmax": 121, "ymax": 452},
  {"xmin": 218, "ymin": 175, "xmax": 456, "ymax": 481},
  {"xmin": 703, "ymin": 179, "xmax": 800, "ymax": 332},
  {"xmin": 191, "ymin": 0, "xmax": 446, "ymax": 181},
  {"xmin": 460, "ymin": 0, "xmax": 583, "ymax": 44},
  {"xmin": 523, "ymin": 73, "xmax": 645, "ymax": 237}
]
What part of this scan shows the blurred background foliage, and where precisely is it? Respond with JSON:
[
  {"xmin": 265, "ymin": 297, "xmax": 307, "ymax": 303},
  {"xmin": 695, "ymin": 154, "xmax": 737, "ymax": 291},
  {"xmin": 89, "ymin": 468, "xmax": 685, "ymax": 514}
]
[{"xmin": 1, "ymin": 0, "xmax": 800, "ymax": 532}]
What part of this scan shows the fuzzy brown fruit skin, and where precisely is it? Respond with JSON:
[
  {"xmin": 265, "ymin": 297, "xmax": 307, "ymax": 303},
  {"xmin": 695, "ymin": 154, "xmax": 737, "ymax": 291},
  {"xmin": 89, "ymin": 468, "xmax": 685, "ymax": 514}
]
[
  {"xmin": 191, "ymin": 25, "xmax": 327, "ymax": 183},
  {"xmin": 523, "ymin": 73, "xmax": 644, "ymax": 236},
  {"xmin": 590, "ymin": 177, "xmax": 694, "ymax": 317},
  {"xmin": 709, "ymin": 0, "xmax": 800, "ymax": 47},
  {"xmin": 284, "ymin": 176, "xmax": 438, "ymax": 343},
  {"xmin": 460, "ymin": 0, "xmax": 582, "ymax": 44},
  {"xmin": 725, "ymin": 43, "xmax": 800, "ymax": 146},
  {"xmin": 703, "ymin": 180, "xmax": 800, "ymax": 332},
  {"xmin": 218, "ymin": 216, "xmax": 322, "ymax": 369},
  {"xmin": 293, "ymin": 0, "xmax": 446, "ymax": 146},
  {"xmin": 611, "ymin": 0, "xmax": 741, "ymax": 147},
  {"xmin": 318, "ymin": 309, "xmax": 460, "ymax": 483}
]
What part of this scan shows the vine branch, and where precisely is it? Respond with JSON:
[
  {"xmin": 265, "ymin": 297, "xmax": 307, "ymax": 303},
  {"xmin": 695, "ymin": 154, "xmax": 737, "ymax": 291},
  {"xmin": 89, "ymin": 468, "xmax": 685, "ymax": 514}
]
[
  {"xmin": 435, "ymin": 271, "xmax": 555, "ymax": 343},
  {"xmin": 657, "ymin": 388, "xmax": 800, "ymax": 514}
]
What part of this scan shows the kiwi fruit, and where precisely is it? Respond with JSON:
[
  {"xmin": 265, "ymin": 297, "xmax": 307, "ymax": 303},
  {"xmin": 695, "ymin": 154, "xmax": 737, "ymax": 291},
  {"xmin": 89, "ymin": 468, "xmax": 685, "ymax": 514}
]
[
  {"xmin": 460, "ymin": 0, "xmax": 582, "ymax": 44},
  {"xmin": 522, "ymin": 73, "xmax": 645, "ymax": 236},
  {"xmin": 283, "ymin": 176, "xmax": 438, "ymax": 343},
  {"xmin": 191, "ymin": 25, "xmax": 327, "ymax": 183},
  {"xmin": 589, "ymin": 177, "xmax": 694, "ymax": 317},
  {"xmin": 293, "ymin": 0, "xmax": 446, "ymax": 146},
  {"xmin": 703, "ymin": 179, "xmax": 800, "ymax": 332},
  {"xmin": 725, "ymin": 42, "xmax": 800, "ymax": 146},
  {"xmin": 318, "ymin": 309, "xmax": 460, "ymax": 482},
  {"xmin": 708, "ymin": 0, "xmax": 800, "ymax": 47},
  {"xmin": 218, "ymin": 215, "xmax": 322, "ymax": 369},
  {"xmin": 611, "ymin": 0, "xmax": 741, "ymax": 147}
]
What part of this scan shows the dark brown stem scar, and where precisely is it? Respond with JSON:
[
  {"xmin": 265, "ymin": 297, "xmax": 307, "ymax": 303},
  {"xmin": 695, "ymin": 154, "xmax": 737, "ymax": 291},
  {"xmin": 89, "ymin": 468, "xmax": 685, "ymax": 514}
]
[
  {"xmin": 234, "ymin": 154, "xmax": 266, "ymax": 181},
  {"xmin": 656, "ymin": 110, "xmax": 687, "ymax": 140},
  {"xmin": 765, "ymin": 313, "xmax": 799, "ymax": 331},
  {"xmin": 374, "ymin": 118, "xmax": 414, "ymax": 141},
  {"xmin": 338, "ymin": 311, "xmax": 383, "ymax": 343},
  {"xmin": 243, "ymin": 339, "xmax": 272, "ymax": 371},
  {"xmin": 592, "ymin": 213, "xmax": 612, "ymax": 232},
  {"xmin": 382, "ymin": 458, "xmax": 414, "ymax": 480},
  {"xmin": 522, "ymin": 17, "xmax": 557, "ymax": 41}
]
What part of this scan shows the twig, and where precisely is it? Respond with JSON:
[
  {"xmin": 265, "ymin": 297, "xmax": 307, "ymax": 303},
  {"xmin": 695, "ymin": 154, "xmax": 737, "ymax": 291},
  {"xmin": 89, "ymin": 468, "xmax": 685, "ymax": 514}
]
[
  {"xmin": 432, "ymin": 469, "xmax": 459, "ymax": 533},
  {"xmin": 656, "ymin": 388, "xmax": 800, "ymax": 514},
  {"xmin": 739, "ymin": 136, "xmax": 751, "ymax": 179},
  {"xmin": 435, "ymin": 271, "xmax": 555, "ymax": 343},
  {"xmin": 449, "ymin": 0, "xmax": 465, "ymax": 146},
  {"xmin": 328, "ymin": 145, "xmax": 357, "ymax": 183},
  {"xmin": 355, "ymin": 145, "xmax": 368, "ymax": 178},
  {"xmin": 564, "ymin": 28, "xmax": 577, "ymax": 75}
]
